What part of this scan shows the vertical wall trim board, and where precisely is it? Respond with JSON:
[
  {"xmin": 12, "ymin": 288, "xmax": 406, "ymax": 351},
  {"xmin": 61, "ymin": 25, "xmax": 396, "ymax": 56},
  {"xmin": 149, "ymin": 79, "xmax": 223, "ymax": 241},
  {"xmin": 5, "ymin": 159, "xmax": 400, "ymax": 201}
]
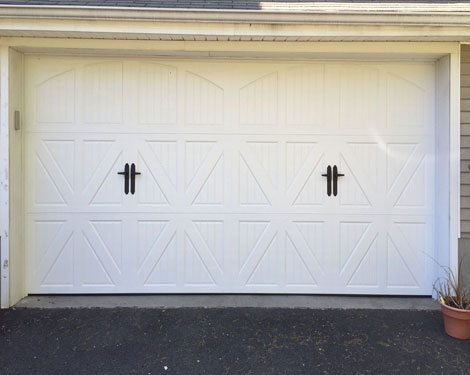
[
  {"xmin": 0, "ymin": 46, "xmax": 10, "ymax": 308},
  {"xmin": 9, "ymin": 48, "xmax": 25, "ymax": 306}
]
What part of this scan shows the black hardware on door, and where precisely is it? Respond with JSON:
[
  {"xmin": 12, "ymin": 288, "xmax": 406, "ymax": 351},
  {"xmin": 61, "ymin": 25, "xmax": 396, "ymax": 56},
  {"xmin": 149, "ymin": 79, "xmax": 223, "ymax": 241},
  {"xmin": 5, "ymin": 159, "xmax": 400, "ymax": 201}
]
[
  {"xmin": 321, "ymin": 165, "xmax": 332, "ymax": 197},
  {"xmin": 130, "ymin": 163, "xmax": 141, "ymax": 195},
  {"xmin": 117, "ymin": 163, "xmax": 130, "ymax": 195},
  {"xmin": 332, "ymin": 165, "xmax": 345, "ymax": 197}
]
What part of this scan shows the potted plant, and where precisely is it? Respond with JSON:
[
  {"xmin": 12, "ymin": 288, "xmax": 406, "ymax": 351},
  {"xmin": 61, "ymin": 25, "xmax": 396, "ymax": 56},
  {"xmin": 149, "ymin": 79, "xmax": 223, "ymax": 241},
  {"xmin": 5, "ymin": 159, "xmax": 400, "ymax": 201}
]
[{"xmin": 434, "ymin": 260, "xmax": 470, "ymax": 340}]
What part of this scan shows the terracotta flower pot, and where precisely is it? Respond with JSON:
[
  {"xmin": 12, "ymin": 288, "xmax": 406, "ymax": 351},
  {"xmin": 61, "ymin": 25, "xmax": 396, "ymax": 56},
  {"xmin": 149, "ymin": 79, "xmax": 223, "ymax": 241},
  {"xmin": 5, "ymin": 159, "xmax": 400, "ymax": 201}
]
[{"xmin": 440, "ymin": 303, "xmax": 470, "ymax": 340}]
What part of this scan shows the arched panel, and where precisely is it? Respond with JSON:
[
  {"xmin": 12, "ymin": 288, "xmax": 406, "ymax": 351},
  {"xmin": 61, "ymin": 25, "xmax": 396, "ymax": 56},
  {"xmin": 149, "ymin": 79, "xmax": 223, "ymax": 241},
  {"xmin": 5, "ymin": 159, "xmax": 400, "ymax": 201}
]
[
  {"xmin": 239, "ymin": 72, "xmax": 278, "ymax": 126},
  {"xmin": 185, "ymin": 72, "xmax": 223, "ymax": 125},
  {"xmin": 36, "ymin": 70, "xmax": 75, "ymax": 124},
  {"xmin": 387, "ymin": 73, "xmax": 425, "ymax": 128},
  {"xmin": 138, "ymin": 63, "xmax": 177, "ymax": 125},
  {"xmin": 83, "ymin": 62, "xmax": 123, "ymax": 124}
]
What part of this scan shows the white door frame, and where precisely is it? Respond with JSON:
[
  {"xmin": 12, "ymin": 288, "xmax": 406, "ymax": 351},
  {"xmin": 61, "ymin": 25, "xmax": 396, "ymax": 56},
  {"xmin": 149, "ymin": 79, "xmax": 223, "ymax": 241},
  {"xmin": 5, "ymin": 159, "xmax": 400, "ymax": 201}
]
[{"xmin": 0, "ymin": 40, "xmax": 461, "ymax": 307}]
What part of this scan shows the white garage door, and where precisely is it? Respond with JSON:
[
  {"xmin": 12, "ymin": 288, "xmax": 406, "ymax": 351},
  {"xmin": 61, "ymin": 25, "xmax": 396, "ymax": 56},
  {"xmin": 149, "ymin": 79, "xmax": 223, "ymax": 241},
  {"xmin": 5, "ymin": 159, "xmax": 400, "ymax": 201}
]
[{"xmin": 25, "ymin": 56, "xmax": 435, "ymax": 295}]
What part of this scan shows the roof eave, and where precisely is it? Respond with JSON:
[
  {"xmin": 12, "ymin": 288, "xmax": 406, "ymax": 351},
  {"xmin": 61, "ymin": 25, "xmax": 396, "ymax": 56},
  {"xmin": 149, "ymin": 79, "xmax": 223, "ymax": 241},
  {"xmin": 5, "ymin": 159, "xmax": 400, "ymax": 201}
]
[{"xmin": 2, "ymin": 4, "xmax": 470, "ymax": 26}]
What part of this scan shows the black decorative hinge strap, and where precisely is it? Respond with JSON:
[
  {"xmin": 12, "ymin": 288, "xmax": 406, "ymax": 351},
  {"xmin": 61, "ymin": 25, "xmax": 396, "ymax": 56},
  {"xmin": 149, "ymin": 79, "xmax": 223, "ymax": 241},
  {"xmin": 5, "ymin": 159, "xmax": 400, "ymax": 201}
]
[
  {"xmin": 117, "ymin": 163, "xmax": 130, "ymax": 195},
  {"xmin": 321, "ymin": 165, "xmax": 332, "ymax": 197},
  {"xmin": 332, "ymin": 165, "xmax": 345, "ymax": 197},
  {"xmin": 130, "ymin": 163, "xmax": 141, "ymax": 195}
]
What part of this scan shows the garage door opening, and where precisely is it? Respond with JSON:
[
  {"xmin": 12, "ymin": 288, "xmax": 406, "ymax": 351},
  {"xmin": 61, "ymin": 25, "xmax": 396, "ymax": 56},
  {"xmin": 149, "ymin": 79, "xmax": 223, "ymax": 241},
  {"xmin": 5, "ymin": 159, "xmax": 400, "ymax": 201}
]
[{"xmin": 24, "ymin": 56, "xmax": 437, "ymax": 295}]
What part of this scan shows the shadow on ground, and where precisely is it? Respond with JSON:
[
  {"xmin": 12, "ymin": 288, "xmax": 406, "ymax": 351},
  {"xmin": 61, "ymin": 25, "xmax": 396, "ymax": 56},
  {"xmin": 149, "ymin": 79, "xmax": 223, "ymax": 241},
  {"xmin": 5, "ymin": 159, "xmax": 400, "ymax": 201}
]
[{"xmin": 0, "ymin": 308, "xmax": 469, "ymax": 374}]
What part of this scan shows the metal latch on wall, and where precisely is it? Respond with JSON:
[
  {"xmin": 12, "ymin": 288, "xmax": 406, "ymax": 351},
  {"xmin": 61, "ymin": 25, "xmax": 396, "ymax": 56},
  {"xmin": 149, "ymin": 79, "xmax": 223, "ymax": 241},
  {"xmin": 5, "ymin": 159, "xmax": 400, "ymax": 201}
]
[{"xmin": 14, "ymin": 110, "xmax": 20, "ymax": 131}]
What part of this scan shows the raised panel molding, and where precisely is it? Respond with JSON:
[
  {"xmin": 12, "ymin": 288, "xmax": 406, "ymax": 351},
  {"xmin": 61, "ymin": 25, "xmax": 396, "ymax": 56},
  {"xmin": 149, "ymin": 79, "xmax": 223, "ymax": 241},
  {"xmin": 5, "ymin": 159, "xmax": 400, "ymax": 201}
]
[
  {"xmin": 387, "ymin": 73, "xmax": 425, "ymax": 128},
  {"xmin": 36, "ymin": 69, "xmax": 75, "ymax": 124},
  {"xmin": 239, "ymin": 155, "xmax": 271, "ymax": 206},
  {"xmin": 338, "ymin": 66, "xmax": 380, "ymax": 128},
  {"xmin": 83, "ymin": 62, "xmax": 123, "ymax": 124},
  {"xmin": 292, "ymin": 154, "xmax": 326, "ymax": 206},
  {"xmin": 239, "ymin": 72, "xmax": 278, "ymax": 126},
  {"xmin": 185, "ymin": 71, "xmax": 223, "ymax": 126},
  {"xmin": 138, "ymin": 63, "xmax": 177, "ymax": 125},
  {"xmin": 286, "ymin": 66, "xmax": 324, "ymax": 127},
  {"xmin": 146, "ymin": 141, "xmax": 177, "ymax": 188}
]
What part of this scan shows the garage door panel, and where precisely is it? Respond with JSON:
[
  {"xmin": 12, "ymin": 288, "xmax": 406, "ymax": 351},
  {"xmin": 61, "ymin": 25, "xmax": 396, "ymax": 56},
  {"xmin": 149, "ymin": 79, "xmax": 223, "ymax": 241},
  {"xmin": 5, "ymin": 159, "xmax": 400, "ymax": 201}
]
[
  {"xmin": 332, "ymin": 138, "xmax": 433, "ymax": 214},
  {"xmin": 337, "ymin": 155, "xmax": 374, "ymax": 207},
  {"xmin": 185, "ymin": 71, "xmax": 224, "ymax": 126},
  {"xmin": 245, "ymin": 141, "xmax": 279, "ymax": 188},
  {"xmin": 144, "ymin": 140, "xmax": 178, "ymax": 187},
  {"xmin": 339, "ymin": 221, "xmax": 378, "ymax": 282},
  {"xmin": 28, "ymin": 215, "xmax": 127, "ymax": 292},
  {"xmin": 86, "ymin": 150, "xmax": 126, "ymax": 207},
  {"xmin": 32, "ymin": 148, "xmax": 71, "ymax": 207},
  {"xmin": 136, "ymin": 151, "xmax": 173, "ymax": 207},
  {"xmin": 385, "ymin": 66, "xmax": 435, "ymax": 129},
  {"xmin": 290, "ymin": 151, "xmax": 328, "ymax": 207},
  {"xmin": 334, "ymin": 65, "xmax": 382, "ymax": 130},
  {"xmin": 29, "ymin": 219, "xmax": 74, "ymax": 289},
  {"xmin": 386, "ymin": 220, "xmax": 428, "ymax": 289},
  {"xmin": 238, "ymin": 220, "xmax": 278, "ymax": 285},
  {"xmin": 244, "ymin": 233, "xmax": 280, "ymax": 287},
  {"xmin": 238, "ymin": 148, "xmax": 277, "ymax": 207},
  {"xmin": 239, "ymin": 72, "xmax": 278, "ymax": 126},
  {"xmin": 191, "ymin": 156, "xmax": 225, "ymax": 206},
  {"xmin": 137, "ymin": 62, "xmax": 178, "ymax": 126},
  {"xmin": 338, "ymin": 142, "xmax": 380, "ymax": 206},
  {"xmin": 136, "ymin": 220, "xmax": 178, "ymax": 287},
  {"xmin": 285, "ymin": 221, "xmax": 326, "ymax": 282},
  {"xmin": 42, "ymin": 139, "xmax": 76, "ymax": 191},
  {"xmin": 184, "ymin": 221, "xmax": 225, "ymax": 286},
  {"xmin": 136, "ymin": 218, "xmax": 228, "ymax": 291},
  {"xmin": 25, "ymin": 57, "xmax": 436, "ymax": 295},
  {"xmin": 185, "ymin": 143, "xmax": 225, "ymax": 207},
  {"xmin": 285, "ymin": 142, "xmax": 318, "ymax": 191},
  {"xmin": 81, "ymin": 136, "xmax": 130, "ymax": 210},
  {"xmin": 142, "ymin": 232, "xmax": 178, "ymax": 288},
  {"xmin": 285, "ymin": 65, "xmax": 325, "ymax": 127},
  {"xmin": 83, "ymin": 61, "xmax": 124, "ymax": 125},
  {"xmin": 346, "ymin": 235, "xmax": 379, "ymax": 288},
  {"xmin": 192, "ymin": 220, "xmax": 225, "ymax": 274},
  {"xmin": 26, "ymin": 137, "xmax": 77, "ymax": 209},
  {"xmin": 386, "ymin": 143, "xmax": 428, "ymax": 209},
  {"xmin": 26, "ymin": 134, "xmax": 131, "ymax": 213},
  {"xmin": 26, "ymin": 57, "xmax": 435, "ymax": 137},
  {"xmin": 31, "ymin": 66, "xmax": 76, "ymax": 126},
  {"xmin": 79, "ymin": 219, "xmax": 123, "ymax": 288},
  {"xmin": 285, "ymin": 233, "xmax": 318, "ymax": 287}
]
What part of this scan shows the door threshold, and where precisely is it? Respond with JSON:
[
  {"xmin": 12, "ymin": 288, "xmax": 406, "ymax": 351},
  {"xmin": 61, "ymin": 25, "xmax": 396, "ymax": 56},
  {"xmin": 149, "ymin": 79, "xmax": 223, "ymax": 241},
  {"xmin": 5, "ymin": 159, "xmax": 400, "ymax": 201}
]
[{"xmin": 13, "ymin": 294, "xmax": 440, "ymax": 310}]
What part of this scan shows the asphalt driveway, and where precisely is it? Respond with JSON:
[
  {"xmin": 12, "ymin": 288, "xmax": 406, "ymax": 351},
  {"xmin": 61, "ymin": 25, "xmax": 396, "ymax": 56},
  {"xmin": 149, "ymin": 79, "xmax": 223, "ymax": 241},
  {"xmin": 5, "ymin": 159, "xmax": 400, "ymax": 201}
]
[{"xmin": 0, "ymin": 308, "xmax": 469, "ymax": 375}]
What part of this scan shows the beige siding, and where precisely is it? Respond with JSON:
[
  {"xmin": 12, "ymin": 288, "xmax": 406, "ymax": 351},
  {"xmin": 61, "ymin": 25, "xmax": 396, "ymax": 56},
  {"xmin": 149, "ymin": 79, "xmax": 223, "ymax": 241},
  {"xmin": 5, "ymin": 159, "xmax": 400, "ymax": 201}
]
[{"xmin": 461, "ymin": 46, "xmax": 470, "ymax": 237}]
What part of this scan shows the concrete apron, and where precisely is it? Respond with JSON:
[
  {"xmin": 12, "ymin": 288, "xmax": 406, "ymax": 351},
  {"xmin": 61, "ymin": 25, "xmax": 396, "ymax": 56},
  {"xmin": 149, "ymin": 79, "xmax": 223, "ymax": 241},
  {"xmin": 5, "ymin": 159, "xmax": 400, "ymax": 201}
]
[{"xmin": 14, "ymin": 295, "xmax": 440, "ymax": 310}]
